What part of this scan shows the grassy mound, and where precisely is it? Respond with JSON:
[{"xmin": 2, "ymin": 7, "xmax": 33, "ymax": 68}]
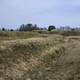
[{"xmin": 0, "ymin": 33, "xmax": 80, "ymax": 80}]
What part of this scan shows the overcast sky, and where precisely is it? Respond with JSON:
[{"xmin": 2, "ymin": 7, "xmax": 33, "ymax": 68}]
[{"xmin": 0, "ymin": 0, "xmax": 80, "ymax": 29}]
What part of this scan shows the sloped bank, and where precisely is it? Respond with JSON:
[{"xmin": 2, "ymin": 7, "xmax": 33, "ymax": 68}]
[{"xmin": 0, "ymin": 35, "xmax": 80, "ymax": 80}]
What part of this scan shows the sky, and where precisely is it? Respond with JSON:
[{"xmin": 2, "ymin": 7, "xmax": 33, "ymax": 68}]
[{"xmin": 0, "ymin": 0, "xmax": 80, "ymax": 29}]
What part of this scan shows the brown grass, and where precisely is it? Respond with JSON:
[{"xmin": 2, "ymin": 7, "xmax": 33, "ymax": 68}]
[{"xmin": 0, "ymin": 33, "xmax": 80, "ymax": 80}]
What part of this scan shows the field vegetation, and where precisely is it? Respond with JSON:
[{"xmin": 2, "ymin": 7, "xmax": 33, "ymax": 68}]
[{"xmin": 0, "ymin": 31, "xmax": 80, "ymax": 80}]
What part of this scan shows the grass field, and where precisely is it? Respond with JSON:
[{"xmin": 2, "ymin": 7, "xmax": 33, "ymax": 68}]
[{"xmin": 0, "ymin": 31, "xmax": 80, "ymax": 80}]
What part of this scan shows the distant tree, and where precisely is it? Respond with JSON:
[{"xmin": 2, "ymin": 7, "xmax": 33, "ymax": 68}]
[
  {"xmin": 64, "ymin": 26, "xmax": 71, "ymax": 31},
  {"xmin": 26, "ymin": 23, "xmax": 33, "ymax": 31},
  {"xmin": 48, "ymin": 25, "xmax": 56, "ymax": 31},
  {"xmin": 2, "ymin": 28, "xmax": 6, "ymax": 31},
  {"xmin": 33, "ymin": 24, "xmax": 40, "ymax": 30},
  {"xmin": 19, "ymin": 24, "xmax": 25, "ymax": 31},
  {"xmin": 71, "ymin": 28, "xmax": 75, "ymax": 31},
  {"xmin": 19, "ymin": 23, "xmax": 41, "ymax": 31},
  {"xmin": 10, "ymin": 29, "xmax": 14, "ymax": 31},
  {"xmin": 40, "ymin": 27, "xmax": 47, "ymax": 30}
]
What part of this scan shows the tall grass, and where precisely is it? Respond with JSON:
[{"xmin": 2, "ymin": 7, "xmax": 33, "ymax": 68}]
[
  {"xmin": 0, "ymin": 32, "xmax": 80, "ymax": 80},
  {"xmin": 0, "ymin": 31, "xmax": 40, "ymax": 40}
]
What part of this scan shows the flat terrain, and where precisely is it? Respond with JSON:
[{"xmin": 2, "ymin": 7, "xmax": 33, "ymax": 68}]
[{"xmin": 0, "ymin": 31, "xmax": 80, "ymax": 80}]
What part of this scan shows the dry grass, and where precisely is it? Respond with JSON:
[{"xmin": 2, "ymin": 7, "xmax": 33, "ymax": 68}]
[{"xmin": 0, "ymin": 32, "xmax": 80, "ymax": 80}]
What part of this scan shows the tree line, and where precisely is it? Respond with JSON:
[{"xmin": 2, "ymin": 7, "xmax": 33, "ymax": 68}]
[
  {"xmin": 1, "ymin": 23, "xmax": 80, "ymax": 32},
  {"xmin": 0, "ymin": 23, "xmax": 56, "ymax": 31}
]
